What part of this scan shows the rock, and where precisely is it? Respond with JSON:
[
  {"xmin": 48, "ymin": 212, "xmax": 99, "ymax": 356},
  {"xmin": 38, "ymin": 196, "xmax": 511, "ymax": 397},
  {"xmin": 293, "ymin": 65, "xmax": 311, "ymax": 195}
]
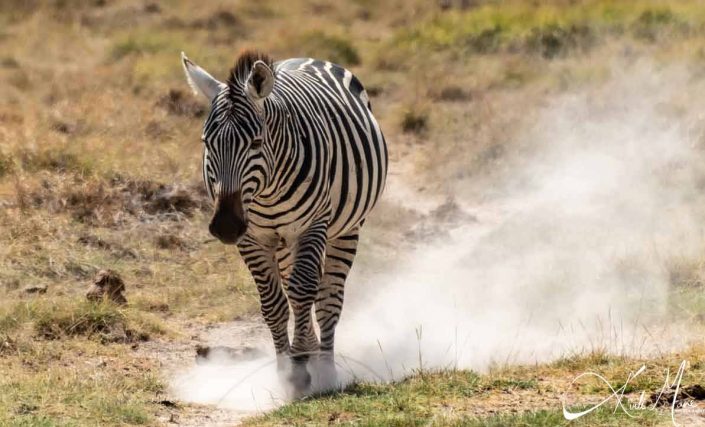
[
  {"xmin": 195, "ymin": 345, "xmax": 266, "ymax": 364},
  {"xmin": 86, "ymin": 269, "xmax": 127, "ymax": 305},
  {"xmin": 23, "ymin": 284, "xmax": 47, "ymax": 294},
  {"xmin": 0, "ymin": 334, "xmax": 16, "ymax": 355}
]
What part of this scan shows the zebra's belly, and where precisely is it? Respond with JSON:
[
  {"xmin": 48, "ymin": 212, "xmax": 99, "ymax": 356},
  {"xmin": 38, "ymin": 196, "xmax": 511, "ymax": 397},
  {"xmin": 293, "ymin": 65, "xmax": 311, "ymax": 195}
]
[
  {"xmin": 246, "ymin": 207, "xmax": 320, "ymax": 248},
  {"xmin": 326, "ymin": 158, "xmax": 385, "ymax": 239},
  {"xmin": 247, "ymin": 167, "xmax": 383, "ymax": 245}
]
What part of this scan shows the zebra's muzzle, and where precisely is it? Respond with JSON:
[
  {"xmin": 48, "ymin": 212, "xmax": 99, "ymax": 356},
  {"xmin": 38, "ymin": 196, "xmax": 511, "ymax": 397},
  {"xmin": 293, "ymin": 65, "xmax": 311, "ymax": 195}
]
[{"xmin": 209, "ymin": 191, "xmax": 247, "ymax": 245}]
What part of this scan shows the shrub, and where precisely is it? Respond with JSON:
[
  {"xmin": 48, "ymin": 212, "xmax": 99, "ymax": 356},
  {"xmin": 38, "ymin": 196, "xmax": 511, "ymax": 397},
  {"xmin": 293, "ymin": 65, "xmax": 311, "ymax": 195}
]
[
  {"xmin": 435, "ymin": 85, "xmax": 472, "ymax": 102},
  {"xmin": 19, "ymin": 149, "xmax": 89, "ymax": 174},
  {"xmin": 34, "ymin": 301, "xmax": 126, "ymax": 340},
  {"xmin": 464, "ymin": 25, "xmax": 504, "ymax": 54},
  {"xmin": 400, "ymin": 107, "xmax": 429, "ymax": 134},
  {"xmin": 297, "ymin": 31, "xmax": 361, "ymax": 66},
  {"xmin": 631, "ymin": 8, "xmax": 686, "ymax": 42},
  {"xmin": 32, "ymin": 300, "xmax": 163, "ymax": 343},
  {"xmin": 0, "ymin": 152, "xmax": 14, "ymax": 178},
  {"xmin": 524, "ymin": 23, "xmax": 594, "ymax": 59},
  {"xmin": 110, "ymin": 33, "xmax": 175, "ymax": 61}
]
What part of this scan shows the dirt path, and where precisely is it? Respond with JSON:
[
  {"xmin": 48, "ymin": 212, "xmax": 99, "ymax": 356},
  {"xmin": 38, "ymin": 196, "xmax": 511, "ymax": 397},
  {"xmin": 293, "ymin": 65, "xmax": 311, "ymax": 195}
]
[{"xmin": 136, "ymin": 317, "xmax": 273, "ymax": 426}]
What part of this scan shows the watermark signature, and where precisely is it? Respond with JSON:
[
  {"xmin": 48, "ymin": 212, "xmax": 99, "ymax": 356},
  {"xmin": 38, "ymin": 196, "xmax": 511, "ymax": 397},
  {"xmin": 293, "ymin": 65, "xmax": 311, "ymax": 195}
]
[{"xmin": 562, "ymin": 360, "xmax": 704, "ymax": 426}]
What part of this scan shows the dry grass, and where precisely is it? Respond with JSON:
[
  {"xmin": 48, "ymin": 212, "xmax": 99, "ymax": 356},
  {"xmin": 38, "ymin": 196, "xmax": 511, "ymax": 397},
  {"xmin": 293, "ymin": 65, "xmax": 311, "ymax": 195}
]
[{"xmin": 3, "ymin": 0, "xmax": 705, "ymax": 425}]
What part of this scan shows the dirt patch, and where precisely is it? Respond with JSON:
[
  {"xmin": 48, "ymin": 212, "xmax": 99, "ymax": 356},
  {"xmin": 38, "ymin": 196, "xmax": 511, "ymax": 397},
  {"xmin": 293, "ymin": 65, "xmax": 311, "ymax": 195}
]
[{"xmin": 135, "ymin": 318, "xmax": 271, "ymax": 426}]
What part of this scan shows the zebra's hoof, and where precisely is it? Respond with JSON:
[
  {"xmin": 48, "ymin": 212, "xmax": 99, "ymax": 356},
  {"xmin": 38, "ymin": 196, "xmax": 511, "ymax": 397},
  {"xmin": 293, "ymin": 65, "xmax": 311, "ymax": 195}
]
[
  {"xmin": 310, "ymin": 356, "xmax": 339, "ymax": 392},
  {"xmin": 287, "ymin": 363, "xmax": 312, "ymax": 398},
  {"xmin": 275, "ymin": 354, "xmax": 291, "ymax": 373}
]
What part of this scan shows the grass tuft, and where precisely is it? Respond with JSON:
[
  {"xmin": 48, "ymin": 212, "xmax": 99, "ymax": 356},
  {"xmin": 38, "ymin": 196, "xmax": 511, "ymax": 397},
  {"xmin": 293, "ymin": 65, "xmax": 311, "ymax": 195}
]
[
  {"xmin": 400, "ymin": 107, "xmax": 429, "ymax": 134},
  {"xmin": 296, "ymin": 31, "xmax": 361, "ymax": 66},
  {"xmin": 524, "ymin": 23, "xmax": 594, "ymax": 59},
  {"xmin": 18, "ymin": 149, "xmax": 90, "ymax": 175},
  {"xmin": 0, "ymin": 151, "xmax": 14, "ymax": 178}
]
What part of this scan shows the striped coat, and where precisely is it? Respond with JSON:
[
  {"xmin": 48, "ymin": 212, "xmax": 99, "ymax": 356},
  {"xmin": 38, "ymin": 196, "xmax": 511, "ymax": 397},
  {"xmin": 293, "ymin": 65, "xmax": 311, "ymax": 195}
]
[{"xmin": 182, "ymin": 50, "xmax": 387, "ymax": 395}]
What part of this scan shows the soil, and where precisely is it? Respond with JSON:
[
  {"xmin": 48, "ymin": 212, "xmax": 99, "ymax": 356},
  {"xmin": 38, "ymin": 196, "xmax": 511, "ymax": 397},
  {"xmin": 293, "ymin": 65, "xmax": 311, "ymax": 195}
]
[{"xmin": 136, "ymin": 318, "xmax": 271, "ymax": 426}]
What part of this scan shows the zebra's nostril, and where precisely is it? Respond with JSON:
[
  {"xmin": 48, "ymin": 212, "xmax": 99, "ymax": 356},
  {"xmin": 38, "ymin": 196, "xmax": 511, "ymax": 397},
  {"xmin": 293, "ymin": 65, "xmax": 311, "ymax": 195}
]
[
  {"xmin": 209, "ymin": 212, "xmax": 247, "ymax": 244},
  {"xmin": 209, "ymin": 191, "xmax": 247, "ymax": 244}
]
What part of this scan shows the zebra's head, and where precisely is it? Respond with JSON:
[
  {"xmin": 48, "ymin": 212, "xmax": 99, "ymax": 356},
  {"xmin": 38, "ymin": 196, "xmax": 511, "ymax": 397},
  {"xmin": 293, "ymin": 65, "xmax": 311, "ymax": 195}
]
[{"xmin": 181, "ymin": 51, "xmax": 276, "ymax": 244}]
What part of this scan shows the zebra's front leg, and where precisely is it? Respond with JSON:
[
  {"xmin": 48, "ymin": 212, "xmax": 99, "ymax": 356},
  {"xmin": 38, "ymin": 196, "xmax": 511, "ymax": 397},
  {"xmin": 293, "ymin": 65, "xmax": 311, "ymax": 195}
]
[
  {"xmin": 237, "ymin": 236, "xmax": 290, "ymax": 370},
  {"xmin": 286, "ymin": 220, "xmax": 328, "ymax": 397},
  {"xmin": 313, "ymin": 226, "xmax": 360, "ymax": 391}
]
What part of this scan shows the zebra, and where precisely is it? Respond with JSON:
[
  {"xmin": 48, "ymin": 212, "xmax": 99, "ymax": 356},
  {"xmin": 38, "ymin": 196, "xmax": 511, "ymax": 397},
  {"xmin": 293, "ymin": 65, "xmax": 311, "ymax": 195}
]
[{"xmin": 181, "ymin": 49, "xmax": 388, "ymax": 395}]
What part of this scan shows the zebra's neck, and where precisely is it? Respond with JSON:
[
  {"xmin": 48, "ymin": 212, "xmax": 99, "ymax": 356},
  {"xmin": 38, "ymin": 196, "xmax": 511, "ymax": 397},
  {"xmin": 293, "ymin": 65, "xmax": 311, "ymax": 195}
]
[{"xmin": 255, "ymin": 95, "xmax": 303, "ymax": 202}]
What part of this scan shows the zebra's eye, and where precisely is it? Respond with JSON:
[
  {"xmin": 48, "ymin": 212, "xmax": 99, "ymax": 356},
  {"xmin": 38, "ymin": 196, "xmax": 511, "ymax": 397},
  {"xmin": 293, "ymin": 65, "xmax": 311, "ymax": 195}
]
[{"xmin": 251, "ymin": 137, "xmax": 263, "ymax": 150}]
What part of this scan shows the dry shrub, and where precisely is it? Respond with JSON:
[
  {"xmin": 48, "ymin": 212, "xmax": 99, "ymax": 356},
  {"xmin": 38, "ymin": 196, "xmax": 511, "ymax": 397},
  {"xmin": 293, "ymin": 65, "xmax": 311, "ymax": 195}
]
[
  {"xmin": 524, "ymin": 24, "xmax": 594, "ymax": 59},
  {"xmin": 156, "ymin": 89, "xmax": 206, "ymax": 118},
  {"xmin": 464, "ymin": 26, "xmax": 503, "ymax": 54},
  {"xmin": 434, "ymin": 85, "xmax": 473, "ymax": 102},
  {"xmin": 0, "ymin": 151, "xmax": 14, "ymax": 178},
  {"xmin": 77, "ymin": 234, "xmax": 138, "ymax": 259},
  {"xmin": 29, "ymin": 174, "xmax": 209, "ymax": 227},
  {"xmin": 0, "ymin": 333, "xmax": 17, "ymax": 356},
  {"xmin": 33, "ymin": 300, "xmax": 152, "ymax": 344},
  {"xmin": 190, "ymin": 10, "xmax": 239, "ymax": 30},
  {"xmin": 34, "ymin": 300, "xmax": 124, "ymax": 339},
  {"xmin": 155, "ymin": 233, "xmax": 188, "ymax": 250},
  {"xmin": 0, "ymin": 56, "xmax": 19, "ymax": 68},
  {"xmin": 631, "ymin": 8, "xmax": 688, "ymax": 42},
  {"xmin": 400, "ymin": 107, "xmax": 429, "ymax": 134},
  {"xmin": 19, "ymin": 149, "xmax": 89, "ymax": 174},
  {"xmin": 86, "ymin": 269, "xmax": 127, "ymax": 305},
  {"xmin": 668, "ymin": 258, "xmax": 705, "ymax": 289}
]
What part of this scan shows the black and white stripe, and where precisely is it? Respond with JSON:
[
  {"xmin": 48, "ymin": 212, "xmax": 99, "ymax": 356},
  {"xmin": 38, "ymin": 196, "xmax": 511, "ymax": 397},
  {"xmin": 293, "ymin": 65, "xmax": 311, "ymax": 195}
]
[{"xmin": 183, "ymin": 50, "xmax": 387, "ymax": 395}]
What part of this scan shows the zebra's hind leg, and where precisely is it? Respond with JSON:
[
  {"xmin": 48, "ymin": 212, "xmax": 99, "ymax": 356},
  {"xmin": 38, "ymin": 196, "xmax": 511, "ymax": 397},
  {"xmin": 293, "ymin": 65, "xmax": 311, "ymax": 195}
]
[
  {"xmin": 236, "ymin": 237, "xmax": 291, "ymax": 370},
  {"xmin": 286, "ymin": 219, "xmax": 328, "ymax": 397},
  {"xmin": 312, "ymin": 226, "xmax": 360, "ymax": 392}
]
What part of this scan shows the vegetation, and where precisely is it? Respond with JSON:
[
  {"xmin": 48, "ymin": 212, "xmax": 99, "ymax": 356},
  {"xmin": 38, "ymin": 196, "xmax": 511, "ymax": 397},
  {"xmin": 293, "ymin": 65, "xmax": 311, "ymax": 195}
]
[
  {"xmin": 3, "ymin": 0, "xmax": 705, "ymax": 425},
  {"xmin": 247, "ymin": 348, "xmax": 705, "ymax": 426}
]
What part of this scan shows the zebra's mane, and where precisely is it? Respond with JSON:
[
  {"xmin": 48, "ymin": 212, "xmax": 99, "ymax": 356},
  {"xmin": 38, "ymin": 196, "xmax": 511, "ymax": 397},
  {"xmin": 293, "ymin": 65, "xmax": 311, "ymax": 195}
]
[{"xmin": 227, "ymin": 50, "xmax": 274, "ymax": 88}]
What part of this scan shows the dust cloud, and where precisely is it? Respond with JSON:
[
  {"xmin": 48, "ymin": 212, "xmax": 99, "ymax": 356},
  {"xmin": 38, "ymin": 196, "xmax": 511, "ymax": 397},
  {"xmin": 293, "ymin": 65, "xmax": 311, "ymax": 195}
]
[{"xmin": 172, "ymin": 60, "xmax": 705, "ymax": 413}]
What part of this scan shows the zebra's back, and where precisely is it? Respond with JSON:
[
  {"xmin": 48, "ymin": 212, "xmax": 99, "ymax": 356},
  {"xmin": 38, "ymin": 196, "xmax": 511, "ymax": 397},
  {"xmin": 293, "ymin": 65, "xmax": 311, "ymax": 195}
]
[{"xmin": 268, "ymin": 58, "xmax": 388, "ymax": 239}]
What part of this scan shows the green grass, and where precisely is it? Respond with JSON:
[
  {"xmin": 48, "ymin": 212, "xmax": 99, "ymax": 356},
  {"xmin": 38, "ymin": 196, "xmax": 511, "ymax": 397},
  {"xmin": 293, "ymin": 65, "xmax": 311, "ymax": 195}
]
[
  {"xmin": 295, "ymin": 30, "xmax": 361, "ymax": 66},
  {"xmin": 388, "ymin": 0, "xmax": 705, "ymax": 59},
  {"xmin": 0, "ymin": 298, "xmax": 167, "ymax": 343},
  {"xmin": 4, "ymin": 0, "xmax": 705, "ymax": 425},
  {"xmin": 245, "ymin": 348, "xmax": 705, "ymax": 426},
  {"xmin": 0, "ymin": 341, "xmax": 163, "ymax": 426},
  {"xmin": 462, "ymin": 407, "xmax": 664, "ymax": 427},
  {"xmin": 244, "ymin": 369, "xmax": 669, "ymax": 426}
]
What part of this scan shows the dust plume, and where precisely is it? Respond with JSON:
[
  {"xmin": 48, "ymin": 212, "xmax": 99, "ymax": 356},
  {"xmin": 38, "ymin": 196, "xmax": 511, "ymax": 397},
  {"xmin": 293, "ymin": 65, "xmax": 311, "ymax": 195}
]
[{"xmin": 172, "ymin": 59, "xmax": 705, "ymax": 412}]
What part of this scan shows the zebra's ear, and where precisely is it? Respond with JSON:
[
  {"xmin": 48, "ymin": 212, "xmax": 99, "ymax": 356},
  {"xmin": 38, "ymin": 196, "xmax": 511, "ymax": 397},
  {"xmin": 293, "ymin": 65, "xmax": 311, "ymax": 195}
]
[
  {"xmin": 181, "ymin": 52, "xmax": 225, "ymax": 102},
  {"xmin": 245, "ymin": 60, "xmax": 274, "ymax": 102}
]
